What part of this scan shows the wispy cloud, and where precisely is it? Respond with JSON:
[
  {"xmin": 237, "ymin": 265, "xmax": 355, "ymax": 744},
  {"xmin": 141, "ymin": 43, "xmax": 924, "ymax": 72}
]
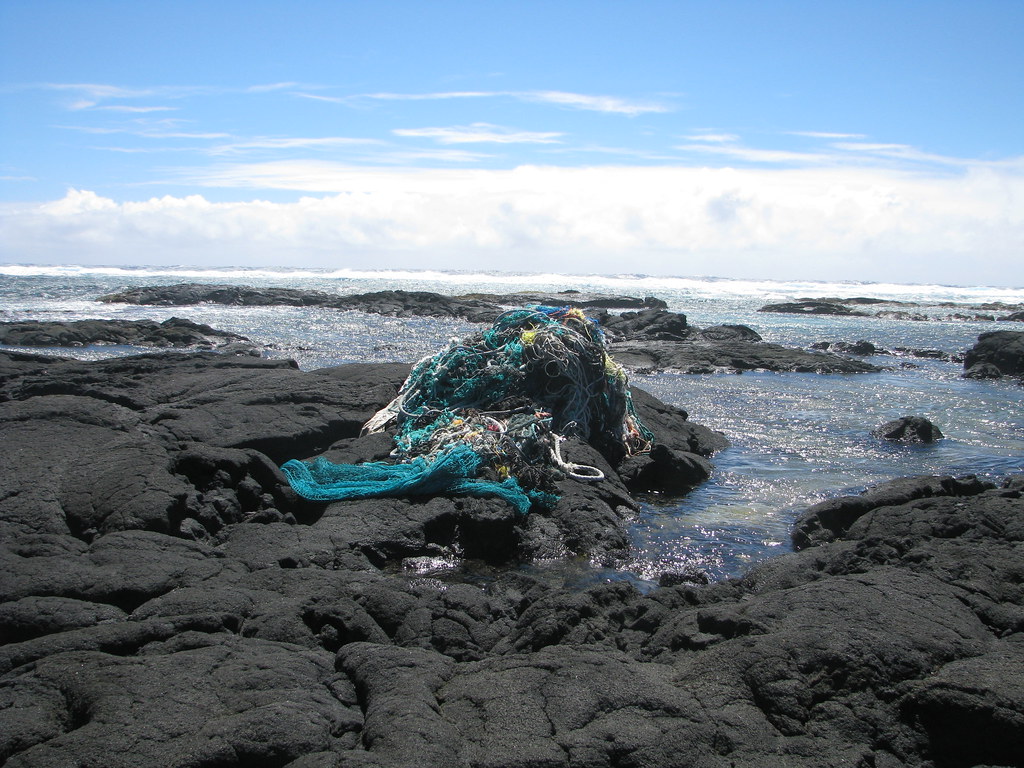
[
  {"xmin": 521, "ymin": 90, "xmax": 668, "ymax": 115},
  {"xmin": 831, "ymin": 141, "xmax": 974, "ymax": 168},
  {"xmin": 360, "ymin": 91, "xmax": 496, "ymax": 102},
  {"xmin": 789, "ymin": 130, "xmax": 868, "ymax": 139},
  {"xmin": 43, "ymin": 83, "xmax": 155, "ymax": 100},
  {"xmin": 683, "ymin": 133, "xmax": 741, "ymax": 143},
  {"xmin": 349, "ymin": 89, "xmax": 668, "ymax": 115},
  {"xmin": 92, "ymin": 105, "xmax": 178, "ymax": 113},
  {"xmin": 59, "ymin": 124, "xmax": 231, "ymax": 140},
  {"xmin": 291, "ymin": 92, "xmax": 350, "ymax": 104},
  {"xmin": 246, "ymin": 82, "xmax": 304, "ymax": 93},
  {"xmin": 393, "ymin": 123, "xmax": 563, "ymax": 144},
  {"xmin": 674, "ymin": 143, "xmax": 839, "ymax": 166},
  {"xmin": 673, "ymin": 137, "xmax": 1002, "ymax": 173},
  {"xmin": 208, "ymin": 136, "xmax": 383, "ymax": 155}
]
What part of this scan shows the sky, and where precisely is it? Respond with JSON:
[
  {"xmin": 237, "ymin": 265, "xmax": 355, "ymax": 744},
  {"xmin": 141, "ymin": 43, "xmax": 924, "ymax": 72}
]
[{"xmin": 1, "ymin": 0, "xmax": 1022, "ymax": 287}]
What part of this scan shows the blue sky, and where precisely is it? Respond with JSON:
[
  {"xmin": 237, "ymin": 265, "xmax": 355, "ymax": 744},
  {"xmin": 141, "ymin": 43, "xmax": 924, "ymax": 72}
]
[{"xmin": 1, "ymin": 0, "xmax": 1022, "ymax": 286}]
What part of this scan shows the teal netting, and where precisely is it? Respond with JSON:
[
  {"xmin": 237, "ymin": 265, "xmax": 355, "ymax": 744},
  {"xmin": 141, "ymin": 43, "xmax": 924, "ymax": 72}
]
[
  {"xmin": 282, "ymin": 306, "xmax": 653, "ymax": 512},
  {"xmin": 280, "ymin": 443, "xmax": 538, "ymax": 514}
]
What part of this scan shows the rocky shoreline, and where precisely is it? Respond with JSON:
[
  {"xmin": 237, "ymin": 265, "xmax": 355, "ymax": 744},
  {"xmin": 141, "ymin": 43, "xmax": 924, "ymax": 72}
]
[
  {"xmin": 1, "ymin": 345, "xmax": 1022, "ymax": 767},
  {"xmin": 759, "ymin": 297, "xmax": 1024, "ymax": 323}
]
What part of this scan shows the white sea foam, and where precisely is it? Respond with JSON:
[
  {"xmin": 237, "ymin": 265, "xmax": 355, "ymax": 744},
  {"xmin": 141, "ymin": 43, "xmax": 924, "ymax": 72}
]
[{"xmin": 2, "ymin": 263, "xmax": 1021, "ymax": 305}]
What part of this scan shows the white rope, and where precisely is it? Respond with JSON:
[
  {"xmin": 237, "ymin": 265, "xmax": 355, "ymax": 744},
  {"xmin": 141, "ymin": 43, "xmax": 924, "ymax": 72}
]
[{"xmin": 550, "ymin": 434, "xmax": 605, "ymax": 482}]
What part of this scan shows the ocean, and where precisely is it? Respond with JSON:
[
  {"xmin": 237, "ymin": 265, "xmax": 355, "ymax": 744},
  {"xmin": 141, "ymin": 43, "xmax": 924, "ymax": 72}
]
[{"xmin": 2, "ymin": 264, "xmax": 1023, "ymax": 587}]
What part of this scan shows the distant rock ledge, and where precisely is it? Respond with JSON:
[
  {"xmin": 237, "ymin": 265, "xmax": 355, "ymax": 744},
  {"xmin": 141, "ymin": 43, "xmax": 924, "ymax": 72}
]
[{"xmin": 97, "ymin": 284, "xmax": 667, "ymax": 324}]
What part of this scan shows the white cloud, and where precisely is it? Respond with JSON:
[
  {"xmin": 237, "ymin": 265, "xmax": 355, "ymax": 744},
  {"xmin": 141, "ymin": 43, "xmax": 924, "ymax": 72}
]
[
  {"xmin": 44, "ymin": 83, "xmax": 154, "ymax": 100},
  {"xmin": 4, "ymin": 163, "xmax": 1022, "ymax": 286},
  {"xmin": 94, "ymin": 105, "xmax": 178, "ymax": 113},
  {"xmin": 674, "ymin": 143, "xmax": 840, "ymax": 166},
  {"xmin": 361, "ymin": 90, "xmax": 494, "ymax": 102},
  {"xmin": 789, "ymin": 131, "xmax": 868, "ymax": 139},
  {"xmin": 356, "ymin": 89, "xmax": 668, "ymax": 115},
  {"xmin": 393, "ymin": 123, "xmax": 563, "ymax": 144},
  {"xmin": 520, "ymin": 91, "xmax": 668, "ymax": 116},
  {"xmin": 682, "ymin": 133, "xmax": 741, "ymax": 143},
  {"xmin": 207, "ymin": 137, "xmax": 383, "ymax": 155}
]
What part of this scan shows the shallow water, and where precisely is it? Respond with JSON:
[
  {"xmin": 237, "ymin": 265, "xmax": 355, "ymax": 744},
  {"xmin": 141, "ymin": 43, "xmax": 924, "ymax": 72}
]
[{"xmin": 2, "ymin": 265, "xmax": 1022, "ymax": 587}]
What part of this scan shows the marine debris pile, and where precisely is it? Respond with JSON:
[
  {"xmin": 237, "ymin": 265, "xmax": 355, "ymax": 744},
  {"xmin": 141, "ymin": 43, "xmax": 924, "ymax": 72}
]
[{"xmin": 281, "ymin": 306, "xmax": 654, "ymax": 513}]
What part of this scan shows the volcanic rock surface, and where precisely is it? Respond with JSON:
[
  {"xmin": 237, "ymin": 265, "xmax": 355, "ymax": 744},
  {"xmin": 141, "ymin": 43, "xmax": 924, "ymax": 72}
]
[
  {"xmin": 1, "ymin": 348, "xmax": 1021, "ymax": 767},
  {"xmin": 963, "ymin": 330, "xmax": 1024, "ymax": 380},
  {"xmin": 0, "ymin": 317, "xmax": 251, "ymax": 350}
]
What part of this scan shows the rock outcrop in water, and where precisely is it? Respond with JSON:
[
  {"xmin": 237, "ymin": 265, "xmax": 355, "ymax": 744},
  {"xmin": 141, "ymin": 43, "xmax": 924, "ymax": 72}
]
[
  {"xmin": 872, "ymin": 415, "xmax": 944, "ymax": 443},
  {"xmin": 761, "ymin": 297, "xmax": 1024, "ymax": 323},
  {"xmin": 1, "ymin": 349, "xmax": 1021, "ymax": 767},
  {"xmin": 97, "ymin": 284, "xmax": 666, "ymax": 324},
  {"xmin": 99, "ymin": 284, "xmax": 501, "ymax": 323},
  {"xmin": 45, "ymin": 289, "xmax": 886, "ymax": 375},
  {"xmin": 596, "ymin": 310, "xmax": 879, "ymax": 373},
  {"xmin": 963, "ymin": 330, "xmax": 1024, "ymax": 380},
  {"xmin": 759, "ymin": 300, "xmax": 870, "ymax": 316}
]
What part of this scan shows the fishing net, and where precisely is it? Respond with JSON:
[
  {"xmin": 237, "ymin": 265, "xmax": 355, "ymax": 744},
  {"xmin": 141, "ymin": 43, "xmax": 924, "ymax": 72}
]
[{"xmin": 281, "ymin": 306, "xmax": 654, "ymax": 512}]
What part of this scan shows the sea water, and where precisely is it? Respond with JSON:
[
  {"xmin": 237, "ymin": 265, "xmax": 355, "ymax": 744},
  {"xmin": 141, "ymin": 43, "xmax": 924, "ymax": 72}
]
[{"xmin": 2, "ymin": 264, "xmax": 1022, "ymax": 587}]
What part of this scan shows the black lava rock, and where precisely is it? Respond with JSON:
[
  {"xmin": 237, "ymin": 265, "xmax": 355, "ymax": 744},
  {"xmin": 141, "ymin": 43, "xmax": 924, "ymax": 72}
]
[{"xmin": 872, "ymin": 415, "xmax": 944, "ymax": 443}]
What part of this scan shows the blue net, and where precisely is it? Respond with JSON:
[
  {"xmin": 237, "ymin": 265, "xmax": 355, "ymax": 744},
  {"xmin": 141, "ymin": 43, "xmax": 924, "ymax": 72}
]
[{"xmin": 282, "ymin": 306, "xmax": 652, "ymax": 512}]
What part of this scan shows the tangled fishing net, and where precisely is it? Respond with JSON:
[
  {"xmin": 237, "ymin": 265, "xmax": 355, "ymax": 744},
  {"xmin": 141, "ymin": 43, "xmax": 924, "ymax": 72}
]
[{"xmin": 281, "ymin": 306, "xmax": 654, "ymax": 513}]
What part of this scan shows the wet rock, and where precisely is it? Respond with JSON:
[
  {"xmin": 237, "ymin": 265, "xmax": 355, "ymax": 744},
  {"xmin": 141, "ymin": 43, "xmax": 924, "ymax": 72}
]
[
  {"xmin": 758, "ymin": 300, "xmax": 869, "ymax": 316},
  {"xmin": 964, "ymin": 361, "xmax": 1004, "ymax": 379},
  {"xmin": 0, "ymin": 317, "xmax": 250, "ymax": 350},
  {"xmin": 99, "ymin": 284, "xmax": 501, "ymax": 323},
  {"xmin": 594, "ymin": 308, "xmax": 691, "ymax": 341},
  {"xmin": 698, "ymin": 323, "xmax": 762, "ymax": 342},
  {"xmin": 872, "ymin": 415, "xmax": 944, "ymax": 443},
  {"xmin": 616, "ymin": 443, "xmax": 713, "ymax": 493},
  {"xmin": 814, "ymin": 340, "xmax": 885, "ymax": 356},
  {"xmin": 457, "ymin": 290, "xmax": 667, "ymax": 310},
  {"xmin": 963, "ymin": 330, "xmax": 1024, "ymax": 379},
  {"xmin": 791, "ymin": 474, "xmax": 992, "ymax": 549},
  {"xmin": 609, "ymin": 338, "xmax": 881, "ymax": 374}
]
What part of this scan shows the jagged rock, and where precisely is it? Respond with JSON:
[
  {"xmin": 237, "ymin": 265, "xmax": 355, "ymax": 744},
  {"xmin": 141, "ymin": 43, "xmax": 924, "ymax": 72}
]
[
  {"xmin": 791, "ymin": 474, "xmax": 991, "ymax": 549},
  {"xmin": 872, "ymin": 415, "xmax": 944, "ymax": 443},
  {"xmin": 3, "ymin": 344, "xmax": 1022, "ymax": 768},
  {"xmin": 963, "ymin": 330, "xmax": 1024, "ymax": 378},
  {"xmin": 593, "ymin": 308, "xmax": 690, "ymax": 341}
]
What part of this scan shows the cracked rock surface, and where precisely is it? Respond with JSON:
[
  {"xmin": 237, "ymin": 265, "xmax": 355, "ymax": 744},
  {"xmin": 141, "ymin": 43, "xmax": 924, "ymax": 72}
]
[{"xmin": 1, "ymin": 350, "xmax": 1020, "ymax": 767}]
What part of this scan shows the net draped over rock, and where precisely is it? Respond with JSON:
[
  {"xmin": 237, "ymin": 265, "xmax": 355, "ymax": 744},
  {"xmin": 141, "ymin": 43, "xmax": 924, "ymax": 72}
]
[{"xmin": 282, "ymin": 306, "xmax": 653, "ymax": 512}]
